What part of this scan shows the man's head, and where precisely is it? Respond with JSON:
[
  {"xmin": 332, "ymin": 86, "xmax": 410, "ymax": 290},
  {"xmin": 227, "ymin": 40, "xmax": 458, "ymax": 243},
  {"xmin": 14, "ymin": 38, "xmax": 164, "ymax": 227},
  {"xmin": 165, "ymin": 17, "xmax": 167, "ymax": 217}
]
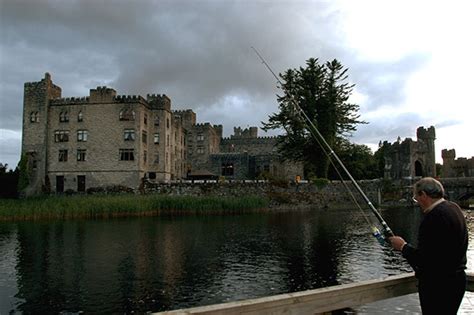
[{"xmin": 413, "ymin": 177, "xmax": 445, "ymax": 210}]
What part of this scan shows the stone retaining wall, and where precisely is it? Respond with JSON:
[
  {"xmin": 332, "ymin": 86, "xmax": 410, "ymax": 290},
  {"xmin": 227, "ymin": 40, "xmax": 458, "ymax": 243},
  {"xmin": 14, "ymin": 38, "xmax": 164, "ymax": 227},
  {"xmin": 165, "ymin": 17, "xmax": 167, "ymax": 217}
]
[{"xmin": 143, "ymin": 180, "xmax": 383, "ymax": 208}]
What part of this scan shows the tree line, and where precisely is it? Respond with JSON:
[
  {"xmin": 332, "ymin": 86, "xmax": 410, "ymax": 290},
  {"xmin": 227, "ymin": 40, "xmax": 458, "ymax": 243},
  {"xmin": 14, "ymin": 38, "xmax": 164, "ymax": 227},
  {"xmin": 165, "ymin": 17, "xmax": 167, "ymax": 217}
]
[{"xmin": 0, "ymin": 163, "xmax": 19, "ymax": 198}]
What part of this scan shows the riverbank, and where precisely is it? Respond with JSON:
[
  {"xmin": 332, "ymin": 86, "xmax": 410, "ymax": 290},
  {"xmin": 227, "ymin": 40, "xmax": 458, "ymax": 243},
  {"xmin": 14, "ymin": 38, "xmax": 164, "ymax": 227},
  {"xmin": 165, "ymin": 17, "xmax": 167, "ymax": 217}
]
[{"xmin": 0, "ymin": 194, "xmax": 269, "ymax": 221}]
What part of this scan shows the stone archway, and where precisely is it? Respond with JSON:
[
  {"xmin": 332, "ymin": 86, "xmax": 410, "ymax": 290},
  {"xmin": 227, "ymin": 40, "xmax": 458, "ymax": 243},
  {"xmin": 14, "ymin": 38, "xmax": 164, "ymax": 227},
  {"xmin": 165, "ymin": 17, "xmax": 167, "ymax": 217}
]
[{"xmin": 415, "ymin": 160, "xmax": 424, "ymax": 177}]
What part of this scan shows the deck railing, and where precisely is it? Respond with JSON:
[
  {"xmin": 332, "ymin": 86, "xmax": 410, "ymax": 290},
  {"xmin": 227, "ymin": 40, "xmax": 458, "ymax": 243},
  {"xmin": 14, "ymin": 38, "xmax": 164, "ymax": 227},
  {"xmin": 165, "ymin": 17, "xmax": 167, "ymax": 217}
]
[{"xmin": 155, "ymin": 272, "xmax": 474, "ymax": 315}]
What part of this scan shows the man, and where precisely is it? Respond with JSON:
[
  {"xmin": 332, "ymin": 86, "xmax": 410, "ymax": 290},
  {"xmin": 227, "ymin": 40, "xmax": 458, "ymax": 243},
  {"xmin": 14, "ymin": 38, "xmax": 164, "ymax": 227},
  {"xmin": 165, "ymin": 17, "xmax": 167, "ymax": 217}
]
[{"xmin": 389, "ymin": 177, "xmax": 468, "ymax": 314}]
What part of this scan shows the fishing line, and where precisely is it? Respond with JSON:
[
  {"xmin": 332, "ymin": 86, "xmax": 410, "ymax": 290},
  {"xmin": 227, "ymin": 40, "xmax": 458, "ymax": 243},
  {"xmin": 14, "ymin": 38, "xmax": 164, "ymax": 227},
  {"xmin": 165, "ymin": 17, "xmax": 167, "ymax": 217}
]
[{"xmin": 252, "ymin": 47, "xmax": 393, "ymax": 243}]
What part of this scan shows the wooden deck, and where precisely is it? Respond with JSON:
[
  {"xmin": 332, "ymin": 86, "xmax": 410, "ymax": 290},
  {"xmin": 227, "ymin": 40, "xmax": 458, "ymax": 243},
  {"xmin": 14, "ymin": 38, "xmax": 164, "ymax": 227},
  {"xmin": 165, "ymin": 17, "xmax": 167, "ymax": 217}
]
[{"xmin": 155, "ymin": 272, "xmax": 474, "ymax": 315}]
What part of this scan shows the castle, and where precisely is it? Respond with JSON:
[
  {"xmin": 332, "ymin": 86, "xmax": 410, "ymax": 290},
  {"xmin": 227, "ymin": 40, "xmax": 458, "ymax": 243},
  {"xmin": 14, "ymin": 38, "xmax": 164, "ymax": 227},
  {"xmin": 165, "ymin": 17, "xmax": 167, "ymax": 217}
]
[
  {"xmin": 379, "ymin": 126, "xmax": 437, "ymax": 180},
  {"xmin": 442, "ymin": 149, "xmax": 474, "ymax": 177},
  {"xmin": 21, "ymin": 73, "xmax": 303, "ymax": 195}
]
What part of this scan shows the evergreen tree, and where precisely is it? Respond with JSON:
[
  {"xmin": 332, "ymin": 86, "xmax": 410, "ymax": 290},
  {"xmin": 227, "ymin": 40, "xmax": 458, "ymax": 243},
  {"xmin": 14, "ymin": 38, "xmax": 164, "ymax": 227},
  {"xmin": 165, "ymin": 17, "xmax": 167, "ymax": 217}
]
[{"xmin": 262, "ymin": 58, "xmax": 365, "ymax": 178}]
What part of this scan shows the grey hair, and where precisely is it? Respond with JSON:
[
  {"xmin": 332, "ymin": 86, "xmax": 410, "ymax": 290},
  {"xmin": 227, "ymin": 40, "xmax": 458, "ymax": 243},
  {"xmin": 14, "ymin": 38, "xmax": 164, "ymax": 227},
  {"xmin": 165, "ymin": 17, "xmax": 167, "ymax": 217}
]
[{"xmin": 414, "ymin": 177, "xmax": 445, "ymax": 198}]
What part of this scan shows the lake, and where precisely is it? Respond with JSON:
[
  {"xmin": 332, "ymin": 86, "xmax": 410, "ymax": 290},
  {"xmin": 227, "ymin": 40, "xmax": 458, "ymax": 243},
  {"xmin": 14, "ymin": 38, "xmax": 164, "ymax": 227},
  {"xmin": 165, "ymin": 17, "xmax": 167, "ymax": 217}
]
[{"xmin": 0, "ymin": 206, "xmax": 472, "ymax": 313}]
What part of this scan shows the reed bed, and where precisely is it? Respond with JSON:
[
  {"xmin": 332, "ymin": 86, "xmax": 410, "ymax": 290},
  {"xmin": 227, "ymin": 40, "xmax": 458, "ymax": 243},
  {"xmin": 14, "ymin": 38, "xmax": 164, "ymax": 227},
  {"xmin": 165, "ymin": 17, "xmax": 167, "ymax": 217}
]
[{"xmin": 0, "ymin": 194, "xmax": 269, "ymax": 221}]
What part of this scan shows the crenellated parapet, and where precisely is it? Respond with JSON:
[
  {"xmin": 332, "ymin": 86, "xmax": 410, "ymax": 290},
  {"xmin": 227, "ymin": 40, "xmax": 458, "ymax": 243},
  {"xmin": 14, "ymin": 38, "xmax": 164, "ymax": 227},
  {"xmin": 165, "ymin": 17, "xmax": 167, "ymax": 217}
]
[
  {"xmin": 114, "ymin": 94, "xmax": 147, "ymax": 104},
  {"xmin": 50, "ymin": 96, "xmax": 90, "ymax": 105},
  {"xmin": 232, "ymin": 126, "xmax": 258, "ymax": 139},
  {"xmin": 89, "ymin": 86, "xmax": 117, "ymax": 103},
  {"xmin": 221, "ymin": 135, "xmax": 278, "ymax": 142},
  {"xmin": 195, "ymin": 122, "xmax": 212, "ymax": 128},
  {"xmin": 442, "ymin": 149, "xmax": 456, "ymax": 160},
  {"xmin": 147, "ymin": 94, "xmax": 171, "ymax": 110},
  {"xmin": 416, "ymin": 126, "xmax": 436, "ymax": 140}
]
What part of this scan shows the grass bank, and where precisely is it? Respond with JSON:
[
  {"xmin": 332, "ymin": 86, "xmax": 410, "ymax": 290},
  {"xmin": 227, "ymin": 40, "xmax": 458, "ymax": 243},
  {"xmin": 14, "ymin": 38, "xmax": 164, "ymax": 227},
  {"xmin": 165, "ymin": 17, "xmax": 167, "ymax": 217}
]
[{"xmin": 0, "ymin": 194, "xmax": 269, "ymax": 221}]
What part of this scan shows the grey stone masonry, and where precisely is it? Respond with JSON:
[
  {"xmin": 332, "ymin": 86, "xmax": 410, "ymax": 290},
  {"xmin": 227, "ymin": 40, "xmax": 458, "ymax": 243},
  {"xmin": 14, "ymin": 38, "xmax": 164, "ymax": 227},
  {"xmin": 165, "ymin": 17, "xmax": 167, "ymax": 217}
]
[
  {"xmin": 21, "ymin": 74, "xmax": 186, "ymax": 195},
  {"xmin": 381, "ymin": 126, "xmax": 436, "ymax": 180}
]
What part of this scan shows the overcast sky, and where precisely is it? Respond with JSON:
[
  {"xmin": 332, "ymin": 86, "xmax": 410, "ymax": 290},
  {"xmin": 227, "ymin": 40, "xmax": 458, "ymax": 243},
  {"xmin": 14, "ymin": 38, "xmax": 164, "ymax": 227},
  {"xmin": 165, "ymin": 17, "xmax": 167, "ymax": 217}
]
[{"xmin": 1, "ymin": 0, "xmax": 473, "ymax": 169}]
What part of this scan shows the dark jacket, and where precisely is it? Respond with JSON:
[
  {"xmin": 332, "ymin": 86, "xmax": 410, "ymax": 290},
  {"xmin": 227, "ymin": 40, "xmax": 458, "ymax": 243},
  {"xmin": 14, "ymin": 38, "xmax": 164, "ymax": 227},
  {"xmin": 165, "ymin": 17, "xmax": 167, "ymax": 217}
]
[{"xmin": 402, "ymin": 200, "xmax": 468, "ymax": 279}]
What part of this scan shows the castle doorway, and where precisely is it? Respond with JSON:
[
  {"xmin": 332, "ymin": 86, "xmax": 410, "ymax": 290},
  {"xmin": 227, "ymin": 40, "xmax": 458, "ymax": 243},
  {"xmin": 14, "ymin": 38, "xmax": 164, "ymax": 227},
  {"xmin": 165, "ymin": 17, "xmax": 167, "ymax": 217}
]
[
  {"xmin": 415, "ymin": 160, "xmax": 424, "ymax": 177},
  {"xmin": 56, "ymin": 176, "xmax": 64, "ymax": 193}
]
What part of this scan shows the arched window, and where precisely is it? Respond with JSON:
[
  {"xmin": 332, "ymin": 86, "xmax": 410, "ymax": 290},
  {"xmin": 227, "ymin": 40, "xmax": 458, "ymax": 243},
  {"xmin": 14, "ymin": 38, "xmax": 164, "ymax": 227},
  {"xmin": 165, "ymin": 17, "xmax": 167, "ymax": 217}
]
[
  {"xmin": 59, "ymin": 111, "xmax": 69, "ymax": 122},
  {"xmin": 30, "ymin": 111, "xmax": 39, "ymax": 123},
  {"xmin": 119, "ymin": 108, "xmax": 136, "ymax": 121},
  {"xmin": 415, "ymin": 160, "xmax": 423, "ymax": 177}
]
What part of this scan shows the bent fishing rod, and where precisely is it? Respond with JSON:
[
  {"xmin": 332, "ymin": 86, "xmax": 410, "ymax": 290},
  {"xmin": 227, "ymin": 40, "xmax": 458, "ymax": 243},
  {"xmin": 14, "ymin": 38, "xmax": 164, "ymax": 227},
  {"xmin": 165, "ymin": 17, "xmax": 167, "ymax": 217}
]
[{"xmin": 251, "ymin": 47, "xmax": 394, "ymax": 242}]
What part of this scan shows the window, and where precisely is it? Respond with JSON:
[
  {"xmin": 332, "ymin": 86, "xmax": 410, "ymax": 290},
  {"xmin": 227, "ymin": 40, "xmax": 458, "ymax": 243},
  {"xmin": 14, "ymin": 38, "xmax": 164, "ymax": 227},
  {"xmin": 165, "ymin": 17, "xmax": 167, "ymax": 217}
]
[
  {"xmin": 144, "ymin": 113, "xmax": 148, "ymax": 125},
  {"xmin": 148, "ymin": 172, "xmax": 156, "ymax": 179},
  {"xmin": 30, "ymin": 111, "xmax": 39, "ymax": 123},
  {"xmin": 54, "ymin": 130, "xmax": 69, "ymax": 142},
  {"xmin": 222, "ymin": 163, "xmax": 234, "ymax": 176},
  {"xmin": 166, "ymin": 118, "xmax": 170, "ymax": 129},
  {"xmin": 154, "ymin": 154, "xmax": 159, "ymax": 164},
  {"xmin": 59, "ymin": 149, "xmax": 68, "ymax": 162},
  {"xmin": 154, "ymin": 133, "xmax": 160, "ymax": 144},
  {"xmin": 197, "ymin": 146, "xmax": 204, "ymax": 154},
  {"xmin": 77, "ymin": 149, "xmax": 86, "ymax": 161},
  {"xmin": 119, "ymin": 109, "xmax": 136, "ymax": 121},
  {"xmin": 124, "ymin": 129, "xmax": 135, "ymax": 141},
  {"xmin": 143, "ymin": 150, "xmax": 147, "ymax": 163},
  {"xmin": 142, "ymin": 130, "xmax": 147, "ymax": 144},
  {"xmin": 77, "ymin": 130, "xmax": 88, "ymax": 142},
  {"xmin": 167, "ymin": 134, "xmax": 170, "ymax": 146},
  {"xmin": 197, "ymin": 134, "xmax": 204, "ymax": 141},
  {"xmin": 59, "ymin": 111, "xmax": 69, "ymax": 122},
  {"xmin": 78, "ymin": 111, "xmax": 83, "ymax": 122},
  {"xmin": 119, "ymin": 149, "xmax": 134, "ymax": 161},
  {"xmin": 154, "ymin": 116, "xmax": 160, "ymax": 126}
]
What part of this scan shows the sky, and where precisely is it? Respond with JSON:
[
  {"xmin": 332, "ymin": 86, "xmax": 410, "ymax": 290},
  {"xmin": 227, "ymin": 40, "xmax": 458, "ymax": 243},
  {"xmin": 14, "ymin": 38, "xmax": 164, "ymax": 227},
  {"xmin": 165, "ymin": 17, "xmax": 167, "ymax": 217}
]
[{"xmin": 1, "ymin": 0, "xmax": 473, "ymax": 170}]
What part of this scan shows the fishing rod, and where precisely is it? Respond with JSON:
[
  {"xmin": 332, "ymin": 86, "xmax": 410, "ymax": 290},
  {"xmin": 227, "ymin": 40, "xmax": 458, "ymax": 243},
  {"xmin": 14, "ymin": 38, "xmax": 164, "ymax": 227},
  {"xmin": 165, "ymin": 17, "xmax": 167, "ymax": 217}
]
[{"xmin": 251, "ymin": 47, "xmax": 394, "ymax": 243}]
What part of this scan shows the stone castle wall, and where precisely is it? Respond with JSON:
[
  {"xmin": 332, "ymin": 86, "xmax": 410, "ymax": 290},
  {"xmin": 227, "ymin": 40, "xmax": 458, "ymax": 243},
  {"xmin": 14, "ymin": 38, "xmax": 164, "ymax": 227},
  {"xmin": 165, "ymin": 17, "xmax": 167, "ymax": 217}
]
[
  {"xmin": 22, "ymin": 74, "xmax": 187, "ymax": 194},
  {"xmin": 382, "ymin": 126, "xmax": 436, "ymax": 179}
]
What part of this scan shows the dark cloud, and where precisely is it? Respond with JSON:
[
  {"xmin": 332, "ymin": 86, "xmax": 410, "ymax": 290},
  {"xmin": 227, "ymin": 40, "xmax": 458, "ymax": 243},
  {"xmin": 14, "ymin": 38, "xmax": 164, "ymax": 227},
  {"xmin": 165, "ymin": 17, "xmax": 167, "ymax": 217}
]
[
  {"xmin": 354, "ymin": 112, "xmax": 424, "ymax": 146},
  {"xmin": 0, "ymin": 0, "xmax": 430, "ymax": 167}
]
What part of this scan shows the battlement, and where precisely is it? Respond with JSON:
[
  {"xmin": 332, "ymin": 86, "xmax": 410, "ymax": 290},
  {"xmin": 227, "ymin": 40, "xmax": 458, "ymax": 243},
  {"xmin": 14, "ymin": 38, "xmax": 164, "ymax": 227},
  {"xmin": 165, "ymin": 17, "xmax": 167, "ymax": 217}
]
[
  {"xmin": 88, "ymin": 86, "xmax": 117, "ymax": 103},
  {"xmin": 173, "ymin": 109, "xmax": 194, "ymax": 115},
  {"xmin": 114, "ymin": 94, "xmax": 147, "ymax": 103},
  {"xmin": 231, "ymin": 126, "xmax": 259, "ymax": 139},
  {"xmin": 195, "ymin": 122, "xmax": 212, "ymax": 128},
  {"xmin": 50, "ymin": 96, "xmax": 90, "ymax": 105},
  {"xmin": 442, "ymin": 149, "xmax": 456, "ymax": 159},
  {"xmin": 221, "ymin": 135, "xmax": 278, "ymax": 142},
  {"xmin": 147, "ymin": 94, "xmax": 171, "ymax": 110},
  {"xmin": 25, "ymin": 72, "xmax": 53, "ymax": 87},
  {"xmin": 416, "ymin": 126, "xmax": 436, "ymax": 140}
]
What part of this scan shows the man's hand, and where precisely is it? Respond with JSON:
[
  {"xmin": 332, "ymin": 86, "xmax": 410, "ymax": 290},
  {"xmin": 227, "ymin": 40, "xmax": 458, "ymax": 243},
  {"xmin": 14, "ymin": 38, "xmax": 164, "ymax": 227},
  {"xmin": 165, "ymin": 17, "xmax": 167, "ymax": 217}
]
[{"xmin": 389, "ymin": 236, "xmax": 407, "ymax": 251}]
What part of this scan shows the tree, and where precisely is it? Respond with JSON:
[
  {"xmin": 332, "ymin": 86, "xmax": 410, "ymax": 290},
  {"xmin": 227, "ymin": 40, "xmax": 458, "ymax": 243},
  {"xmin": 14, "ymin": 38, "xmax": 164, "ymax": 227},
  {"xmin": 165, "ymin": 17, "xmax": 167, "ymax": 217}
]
[
  {"xmin": 262, "ymin": 58, "xmax": 365, "ymax": 178},
  {"xmin": 0, "ymin": 162, "xmax": 19, "ymax": 198},
  {"xmin": 328, "ymin": 138, "xmax": 379, "ymax": 180}
]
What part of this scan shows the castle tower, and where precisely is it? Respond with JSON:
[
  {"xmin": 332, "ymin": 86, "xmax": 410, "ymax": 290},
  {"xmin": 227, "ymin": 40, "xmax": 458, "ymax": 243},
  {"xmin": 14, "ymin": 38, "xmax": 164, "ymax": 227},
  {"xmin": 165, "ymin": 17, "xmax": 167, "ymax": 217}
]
[
  {"xmin": 416, "ymin": 126, "xmax": 436, "ymax": 177},
  {"xmin": 442, "ymin": 149, "xmax": 456, "ymax": 177},
  {"xmin": 22, "ymin": 73, "xmax": 62, "ymax": 195}
]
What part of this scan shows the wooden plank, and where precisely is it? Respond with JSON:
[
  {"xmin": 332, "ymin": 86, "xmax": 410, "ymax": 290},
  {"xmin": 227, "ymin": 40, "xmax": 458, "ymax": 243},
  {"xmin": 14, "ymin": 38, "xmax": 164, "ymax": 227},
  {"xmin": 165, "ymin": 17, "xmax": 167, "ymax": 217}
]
[
  {"xmin": 155, "ymin": 273, "xmax": 417, "ymax": 315},
  {"xmin": 155, "ymin": 272, "xmax": 474, "ymax": 315}
]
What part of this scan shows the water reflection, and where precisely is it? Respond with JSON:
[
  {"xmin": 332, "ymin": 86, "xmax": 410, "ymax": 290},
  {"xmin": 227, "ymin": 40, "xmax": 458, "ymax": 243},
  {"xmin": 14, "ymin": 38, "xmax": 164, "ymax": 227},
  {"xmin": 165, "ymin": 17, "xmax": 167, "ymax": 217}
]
[{"xmin": 0, "ymin": 207, "xmax": 436, "ymax": 313}]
